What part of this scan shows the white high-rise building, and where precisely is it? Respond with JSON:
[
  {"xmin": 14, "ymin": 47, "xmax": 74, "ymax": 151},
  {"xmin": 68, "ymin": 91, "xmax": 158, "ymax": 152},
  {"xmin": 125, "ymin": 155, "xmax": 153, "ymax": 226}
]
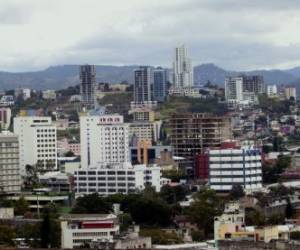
[
  {"xmin": 172, "ymin": 45, "xmax": 193, "ymax": 88},
  {"xmin": 80, "ymin": 114, "xmax": 130, "ymax": 168},
  {"xmin": 208, "ymin": 148, "xmax": 262, "ymax": 192},
  {"xmin": 13, "ymin": 116, "xmax": 57, "ymax": 175},
  {"xmin": 267, "ymin": 85, "xmax": 278, "ymax": 97},
  {"xmin": 225, "ymin": 75, "xmax": 264, "ymax": 105}
]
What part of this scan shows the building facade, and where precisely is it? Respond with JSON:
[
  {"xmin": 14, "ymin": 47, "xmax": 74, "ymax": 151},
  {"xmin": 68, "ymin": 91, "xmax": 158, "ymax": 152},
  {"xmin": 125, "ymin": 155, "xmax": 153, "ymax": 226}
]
[
  {"xmin": 225, "ymin": 75, "xmax": 264, "ymax": 105},
  {"xmin": 153, "ymin": 67, "xmax": 168, "ymax": 102},
  {"xmin": 134, "ymin": 66, "xmax": 152, "ymax": 103},
  {"xmin": 208, "ymin": 148, "xmax": 263, "ymax": 192},
  {"xmin": 13, "ymin": 116, "xmax": 57, "ymax": 175},
  {"xmin": 80, "ymin": 65, "xmax": 96, "ymax": 108},
  {"xmin": 0, "ymin": 132, "xmax": 21, "ymax": 194},
  {"xmin": 80, "ymin": 114, "xmax": 130, "ymax": 168},
  {"xmin": 172, "ymin": 45, "xmax": 193, "ymax": 89},
  {"xmin": 60, "ymin": 214, "xmax": 119, "ymax": 249},
  {"xmin": 129, "ymin": 120, "xmax": 162, "ymax": 143},
  {"xmin": 284, "ymin": 86, "xmax": 297, "ymax": 100},
  {"xmin": 0, "ymin": 107, "xmax": 11, "ymax": 130},
  {"xmin": 168, "ymin": 113, "xmax": 231, "ymax": 175},
  {"xmin": 74, "ymin": 163, "xmax": 161, "ymax": 195},
  {"xmin": 267, "ymin": 85, "xmax": 278, "ymax": 97}
]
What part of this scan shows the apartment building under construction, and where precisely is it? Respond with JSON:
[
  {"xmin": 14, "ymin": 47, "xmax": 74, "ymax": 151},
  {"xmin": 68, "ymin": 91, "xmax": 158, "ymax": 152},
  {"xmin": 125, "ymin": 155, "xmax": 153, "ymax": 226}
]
[{"xmin": 168, "ymin": 113, "xmax": 232, "ymax": 176}]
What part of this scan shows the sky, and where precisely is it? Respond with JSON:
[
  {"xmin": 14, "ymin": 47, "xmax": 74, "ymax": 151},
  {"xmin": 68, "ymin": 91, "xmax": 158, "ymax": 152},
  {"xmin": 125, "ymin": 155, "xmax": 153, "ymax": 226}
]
[{"xmin": 1, "ymin": 0, "xmax": 300, "ymax": 72}]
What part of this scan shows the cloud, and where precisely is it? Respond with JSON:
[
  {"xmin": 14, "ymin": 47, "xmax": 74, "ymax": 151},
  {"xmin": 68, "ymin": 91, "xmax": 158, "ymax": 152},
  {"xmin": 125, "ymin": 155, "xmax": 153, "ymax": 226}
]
[{"xmin": 0, "ymin": 0, "xmax": 300, "ymax": 71}]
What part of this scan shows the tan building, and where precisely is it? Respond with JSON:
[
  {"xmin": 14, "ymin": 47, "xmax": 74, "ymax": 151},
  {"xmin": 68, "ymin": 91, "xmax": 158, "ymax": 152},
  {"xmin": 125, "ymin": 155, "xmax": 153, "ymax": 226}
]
[{"xmin": 0, "ymin": 132, "xmax": 21, "ymax": 194}]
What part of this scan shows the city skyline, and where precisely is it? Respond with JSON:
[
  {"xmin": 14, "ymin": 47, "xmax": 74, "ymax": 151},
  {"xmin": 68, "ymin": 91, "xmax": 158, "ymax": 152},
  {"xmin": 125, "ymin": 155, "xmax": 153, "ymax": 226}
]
[{"xmin": 1, "ymin": 1, "xmax": 300, "ymax": 72}]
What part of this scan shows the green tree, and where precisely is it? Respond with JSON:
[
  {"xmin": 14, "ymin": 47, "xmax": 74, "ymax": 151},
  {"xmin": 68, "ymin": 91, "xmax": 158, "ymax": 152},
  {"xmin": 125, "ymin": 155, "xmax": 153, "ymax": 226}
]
[
  {"xmin": 72, "ymin": 193, "xmax": 112, "ymax": 213},
  {"xmin": 188, "ymin": 188, "xmax": 222, "ymax": 237},
  {"xmin": 285, "ymin": 198, "xmax": 295, "ymax": 219},
  {"xmin": 290, "ymin": 231, "xmax": 300, "ymax": 240},
  {"xmin": 140, "ymin": 229, "xmax": 183, "ymax": 244},
  {"xmin": 0, "ymin": 225, "xmax": 16, "ymax": 246},
  {"xmin": 40, "ymin": 205, "xmax": 61, "ymax": 248},
  {"xmin": 229, "ymin": 184, "xmax": 245, "ymax": 200},
  {"xmin": 245, "ymin": 208, "xmax": 265, "ymax": 226},
  {"xmin": 14, "ymin": 196, "xmax": 30, "ymax": 216},
  {"xmin": 119, "ymin": 213, "xmax": 133, "ymax": 232},
  {"xmin": 160, "ymin": 185, "xmax": 188, "ymax": 204}
]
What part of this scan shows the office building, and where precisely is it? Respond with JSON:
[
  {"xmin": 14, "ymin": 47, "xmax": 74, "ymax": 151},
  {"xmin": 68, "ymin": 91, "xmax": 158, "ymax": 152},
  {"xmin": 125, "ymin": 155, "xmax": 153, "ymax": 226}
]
[
  {"xmin": 0, "ymin": 132, "xmax": 21, "ymax": 194},
  {"xmin": 129, "ymin": 120, "xmax": 162, "ymax": 143},
  {"xmin": 267, "ymin": 85, "xmax": 278, "ymax": 97},
  {"xmin": 0, "ymin": 107, "xmax": 11, "ymax": 130},
  {"xmin": 168, "ymin": 113, "xmax": 231, "ymax": 175},
  {"xmin": 284, "ymin": 86, "xmax": 297, "ymax": 100},
  {"xmin": 60, "ymin": 214, "xmax": 120, "ymax": 249},
  {"xmin": 80, "ymin": 114, "xmax": 130, "ymax": 168},
  {"xmin": 172, "ymin": 45, "xmax": 193, "ymax": 89},
  {"xmin": 130, "ymin": 108, "xmax": 155, "ymax": 122},
  {"xmin": 13, "ymin": 116, "xmax": 57, "ymax": 175},
  {"xmin": 153, "ymin": 67, "xmax": 168, "ymax": 102},
  {"xmin": 208, "ymin": 148, "xmax": 262, "ymax": 192},
  {"xmin": 74, "ymin": 162, "xmax": 161, "ymax": 195},
  {"xmin": 80, "ymin": 65, "xmax": 96, "ymax": 108},
  {"xmin": 225, "ymin": 75, "xmax": 264, "ymax": 105},
  {"xmin": 134, "ymin": 66, "xmax": 152, "ymax": 103}
]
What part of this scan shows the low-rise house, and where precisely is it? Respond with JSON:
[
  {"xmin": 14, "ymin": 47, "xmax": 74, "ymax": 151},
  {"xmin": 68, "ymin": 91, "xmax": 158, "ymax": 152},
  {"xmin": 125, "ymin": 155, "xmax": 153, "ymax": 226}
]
[{"xmin": 60, "ymin": 214, "xmax": 119, "ymax": 249}]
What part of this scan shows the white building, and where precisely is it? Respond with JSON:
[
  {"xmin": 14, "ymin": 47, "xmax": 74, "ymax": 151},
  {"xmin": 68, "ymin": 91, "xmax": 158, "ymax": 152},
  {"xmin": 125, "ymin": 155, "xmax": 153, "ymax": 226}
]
[
  {"xmin": 267, "ymin": 85, "xmax": 277, "ymax": 97},
  {"xmin": 60, "ymin": 214, "xmax": 119, "ymax": 249},
  {"xmin": 0, "ymin": 95, "xmax": 14, "ymax": 106},
  {"xmin": 80, "ymin": 114, "xmax": 130, "ymax": 168},
  {"xmin": 0, "ymin": 132, "xmax": 21, "ymax": 194},
  {"xmin": 42, "ymin": 90, "xmax": 56, "ymax": 100},
  {"xmin": 74, "ymin": 162, "xmax": 161, "ymax": 195},
  {"xmin": 0, "ymin": 107, "xmax": 11, "ymax": 130},
  {"xmin": 13, "ymin": 116, "xmax": 57, "ymax": 175},
  {"xmin": 225, "ymin": 75, "xmax": 264, "ymax": 105},
  {"xmin": 208, "ymin": 148, "xmax": 262, "ymax": 192},
  {"xmin": 173, "ymin": 45, "xmax": 193, "ymax": 88}
]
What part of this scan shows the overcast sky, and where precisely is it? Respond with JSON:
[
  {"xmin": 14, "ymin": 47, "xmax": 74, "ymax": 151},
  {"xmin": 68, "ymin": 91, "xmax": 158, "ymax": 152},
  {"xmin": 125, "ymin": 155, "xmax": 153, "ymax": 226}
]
[{"xmin": 1, "ymin": 0, "xmax": 300, "ymax": 72}]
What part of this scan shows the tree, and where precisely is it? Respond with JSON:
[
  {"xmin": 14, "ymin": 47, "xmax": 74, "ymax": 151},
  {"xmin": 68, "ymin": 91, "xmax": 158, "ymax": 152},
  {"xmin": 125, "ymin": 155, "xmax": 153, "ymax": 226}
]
[
  {"xmin": 290, "ymin": 231, "xmax": 300, "ymax": 240},
  {"xmin": 285, "ymin": 198, "xmax": 295, "ymax": 219},
  {"xmin": 0, "ymin": 225, "xmax": 16, "ymax": 246},
  {"xmin": 23, "ymin": 164, "xmax": 39, "ymax": 190},
  {"xmin": 188, "ymin": 188, "xmax": 222, "ymax": 237},
  {"xmin": 160, "ymin": 185, "xmax": 188, "ymax": 204},
  {"xmin": 65, "ymin": 151, "xmax": 75, "ymax": 157},
  {"xmin": 14, "ymin": 196, "xmax": 30, "ymax": 216},
  {"xmin": 72, "ymin": 193, "xmax": 112, "ymax": 214},
  {"xmin": 40, "ymin": 205, "xmax": 61, "ymax": 248},
  {"xmin": 245, "ymin": 208, "xmax": 265, "ymax": 226},
  {"xmin": 140, "ymin": 229, "xmax": 183, "ymax": 244},
  {"xmin": 229, "ymin": 184, "xmax": 245, "ymax": 200}
]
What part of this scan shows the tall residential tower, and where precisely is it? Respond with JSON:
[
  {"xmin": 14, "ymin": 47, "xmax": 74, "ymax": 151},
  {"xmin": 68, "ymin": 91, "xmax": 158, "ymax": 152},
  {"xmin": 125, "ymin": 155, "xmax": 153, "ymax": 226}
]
[
  {"xmin": 134, "ymin": 66, "xmax": 152, "ymax": 103},
  {"xmin": 172, "ymin": 45, "xmax": 193, "ymax": 89},
  {"xmin": 80, "ymin": 65, "xmax": 96, "ymax": 109}
]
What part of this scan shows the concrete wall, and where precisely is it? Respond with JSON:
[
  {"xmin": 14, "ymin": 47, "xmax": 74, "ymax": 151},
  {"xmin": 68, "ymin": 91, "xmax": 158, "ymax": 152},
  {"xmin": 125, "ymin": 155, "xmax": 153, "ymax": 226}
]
[{"xmin": 219, "ymin": 240, "xmax": 300, "ymax": 250}]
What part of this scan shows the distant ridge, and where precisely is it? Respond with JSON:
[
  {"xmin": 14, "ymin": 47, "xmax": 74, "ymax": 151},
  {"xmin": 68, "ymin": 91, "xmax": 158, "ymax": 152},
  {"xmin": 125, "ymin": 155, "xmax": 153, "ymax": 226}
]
[{"xmin": 0, "ymin": 63, "xmax": 299, "ymax": 90}]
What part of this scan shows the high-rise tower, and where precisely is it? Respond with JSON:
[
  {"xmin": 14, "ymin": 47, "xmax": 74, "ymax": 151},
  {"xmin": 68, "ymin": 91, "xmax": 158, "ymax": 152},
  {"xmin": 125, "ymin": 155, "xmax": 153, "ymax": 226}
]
[
  {"xmin": 80, "ymin": 65, "xmax": 96, "ymax": 109},
  {"xmin": 172, "ymin": 45, "xmax": 193, "ymax": 88}
]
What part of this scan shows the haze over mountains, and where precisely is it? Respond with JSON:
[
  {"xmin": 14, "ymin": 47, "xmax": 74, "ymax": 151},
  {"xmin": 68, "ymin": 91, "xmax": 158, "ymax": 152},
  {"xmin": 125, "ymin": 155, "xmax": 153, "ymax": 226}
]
[{"xmin": 1, "ymin": 64, "xmax": 300, "ymax": 90}]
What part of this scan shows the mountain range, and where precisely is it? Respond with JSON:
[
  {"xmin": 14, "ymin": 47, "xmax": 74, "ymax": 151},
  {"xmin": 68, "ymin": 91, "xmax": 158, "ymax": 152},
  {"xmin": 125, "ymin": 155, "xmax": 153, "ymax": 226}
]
[{"xmin": 1, "ymin": 64, "xmax": 300, "ymax": 90}]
